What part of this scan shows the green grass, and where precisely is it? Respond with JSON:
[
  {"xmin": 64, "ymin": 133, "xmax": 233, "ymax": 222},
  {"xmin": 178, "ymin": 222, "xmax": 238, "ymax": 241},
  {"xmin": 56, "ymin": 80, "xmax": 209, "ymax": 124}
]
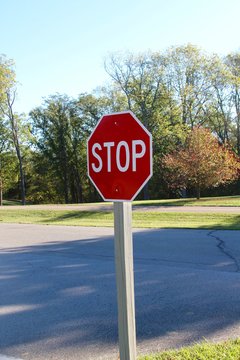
[
  {"xmin": 2, "ymin": 199, "xmax": 23, "ymax": 206},
  {"xmin": 0, "ymin": 209, "xmax": 240, "ymax": 229},
  {"xmin": 0, "ymin": 210, "xmax": 113, "ymax": 227},
  {"xmin": 134, "ymin": 195, "xmax": 240, "ymax": 207},
  {"xmin": 2, "ymin": 195, "xmax": 240, "ymax": 208},
  {"xmin": 139, "ymin": 339, "xmax": 240, "ymax": 360}
]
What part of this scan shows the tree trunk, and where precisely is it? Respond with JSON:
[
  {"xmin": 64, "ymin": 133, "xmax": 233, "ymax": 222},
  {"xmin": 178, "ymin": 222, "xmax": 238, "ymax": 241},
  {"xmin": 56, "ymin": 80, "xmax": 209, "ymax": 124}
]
[
  {"xmin": 0, "ymin": 176, "xmax": 2, "ymax": 206},
  {"xmin": 63, "ymin": 172, "xmax": 69, "ymax": 204},
  {"xmin": 6, "ymin": 91, "xmax": 26, "ymax": 205},
  {"xmin": 196, "ymin": 186, "xmax": 201, "ymax": 200},
  {"xmin": 143, "ymin": 183, "xmax": 150, "ymax": 200},
  {"xmin": 15, "ymin": 145, "xmax": 26, "ymax": 205},
  {"xmin": 76, "ymin": 176, "xmax": 83, "ymax": 203},
  {"xmin": 237, "ymin": 116, "xmax": 240, "ymax": 155}
]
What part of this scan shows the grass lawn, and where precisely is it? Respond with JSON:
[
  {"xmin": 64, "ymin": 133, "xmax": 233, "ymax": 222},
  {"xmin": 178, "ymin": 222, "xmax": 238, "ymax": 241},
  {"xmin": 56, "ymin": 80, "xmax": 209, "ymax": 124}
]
[
  {"xmin": 2, "ymin": 195, "xmax": 240, "ymax": 208},
  {"xmin": 134, "ymin": 195, "xmax": 240, "ymax": 207},
  {"xmin": 0, "ymin": 209, "xmax": 240, "ymax": 229},
  {"xmin": 139, "ymin": 338, "xmax": 240, "ymax": 360},
  {"xmin": 2, "ymin": 199, "xmax": 23, "ymax": 206}
]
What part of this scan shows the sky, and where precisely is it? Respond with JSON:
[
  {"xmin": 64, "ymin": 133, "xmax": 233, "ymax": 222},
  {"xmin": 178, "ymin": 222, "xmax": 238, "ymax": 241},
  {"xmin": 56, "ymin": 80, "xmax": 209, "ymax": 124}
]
[{"xmin": 1, "ymin": 0, "xmax": 240, "ymax": 114}]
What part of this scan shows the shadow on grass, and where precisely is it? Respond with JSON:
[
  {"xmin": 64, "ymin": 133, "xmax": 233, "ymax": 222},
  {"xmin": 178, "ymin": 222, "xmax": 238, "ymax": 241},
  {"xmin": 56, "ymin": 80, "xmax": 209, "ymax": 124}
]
[
  {"xmin": 2, "ymin": 200, "xmax": 23, "ymax": 206},
  {"xmin": 199, "ymin": 218, "xmax": 240, "ymax": 230},
  {"xmin": 48, "ymin": 211, "xmax": 240, "ymax": 230},
  {"xmin": 1, "ymin": 210, "xmax": 240, "ymax": 231},
  {"xmin": 39, "ymin": 211, "xmax": 240, "ymax": 230},
  {"xmin": 48, "ymin": 211, "xmax": 109, "ymax": 220},
  {"xmin": 134, "ymin": 196, "xmax": 240, "ymax": 207},
  {"xmin": 43, "ymin": 211, "xmax": 113, "ymax": 226},
  {"xmin": 135, "ymin": 199, "xmax": 198, "ymax": 207}
]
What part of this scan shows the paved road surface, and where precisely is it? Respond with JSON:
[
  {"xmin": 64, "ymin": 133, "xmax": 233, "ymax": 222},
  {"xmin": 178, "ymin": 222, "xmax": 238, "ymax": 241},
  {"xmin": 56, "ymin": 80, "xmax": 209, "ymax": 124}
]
[{"xmin": 0, "ymin": 224, "xmax": 240, "ymax": 359}]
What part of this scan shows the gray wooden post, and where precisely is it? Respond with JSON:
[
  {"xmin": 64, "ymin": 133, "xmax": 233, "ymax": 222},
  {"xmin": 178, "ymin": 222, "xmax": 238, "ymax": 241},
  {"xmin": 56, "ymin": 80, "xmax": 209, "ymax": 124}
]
[{"xmin": 114, "ymin": 201, "xmax": 136, "ymax": 360}]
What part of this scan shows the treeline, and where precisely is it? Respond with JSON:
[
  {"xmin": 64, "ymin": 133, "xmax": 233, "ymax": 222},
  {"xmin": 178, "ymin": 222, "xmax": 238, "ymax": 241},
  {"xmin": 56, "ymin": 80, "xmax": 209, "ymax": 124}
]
[{"xmin": 0, "ymin": 44, "xmax": 240, "ymax": 204}]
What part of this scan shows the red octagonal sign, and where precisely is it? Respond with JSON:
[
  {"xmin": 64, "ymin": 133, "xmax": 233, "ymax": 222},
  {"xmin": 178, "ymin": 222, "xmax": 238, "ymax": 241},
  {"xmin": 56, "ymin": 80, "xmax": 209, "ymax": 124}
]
[{"xmin": 87, "ymin": 111, "xmax": 152, "ymax": 201}]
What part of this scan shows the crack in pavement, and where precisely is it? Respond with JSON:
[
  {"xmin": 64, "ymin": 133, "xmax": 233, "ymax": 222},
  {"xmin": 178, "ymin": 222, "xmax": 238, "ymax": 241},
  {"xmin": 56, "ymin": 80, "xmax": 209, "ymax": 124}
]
[{"xmin": 208, "ymin": 230, "xmax": 240, "ymax": 272}]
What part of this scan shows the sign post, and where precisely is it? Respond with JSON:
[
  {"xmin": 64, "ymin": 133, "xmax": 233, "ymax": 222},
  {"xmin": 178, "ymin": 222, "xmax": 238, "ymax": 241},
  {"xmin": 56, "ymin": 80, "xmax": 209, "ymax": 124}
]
[
  {"xmin": 87, "ymin": 111, "xmax": 152, "ymax": 360},
  {"xmin": 114, "ymin": 202, "xmax": 136, "ymax": 360}
]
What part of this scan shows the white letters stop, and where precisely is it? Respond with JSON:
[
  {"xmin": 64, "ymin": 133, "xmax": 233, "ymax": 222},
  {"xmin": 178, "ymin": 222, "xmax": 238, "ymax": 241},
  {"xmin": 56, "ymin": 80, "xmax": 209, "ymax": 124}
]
[{"xmin": 91, "ymin": 140, "xmax": 146, "ymax": 173}]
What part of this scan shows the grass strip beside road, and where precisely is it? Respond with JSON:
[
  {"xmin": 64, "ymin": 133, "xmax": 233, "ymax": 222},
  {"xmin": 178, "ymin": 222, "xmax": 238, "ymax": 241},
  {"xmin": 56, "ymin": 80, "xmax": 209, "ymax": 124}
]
[
  {"xmin": 134, "ymin": 195, "xmax": 240, "ymax": 207},
  {"xmin": 3, "ymin": 195, "xmax": 240, "ymax": 207},
  {"xmin": 139, "ymin": 338, "xmax": 240, "ymax": 360},
  {"xmin": 0, "ymin": 209, "xmax": 240, "ymax": 229}
]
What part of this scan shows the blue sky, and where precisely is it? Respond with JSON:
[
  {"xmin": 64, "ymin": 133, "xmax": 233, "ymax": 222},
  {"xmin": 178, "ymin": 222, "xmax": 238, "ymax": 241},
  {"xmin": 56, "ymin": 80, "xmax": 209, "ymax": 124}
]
[{"xmin": 1, "ymin": 0, "xmax": 240, "ymax": 114}]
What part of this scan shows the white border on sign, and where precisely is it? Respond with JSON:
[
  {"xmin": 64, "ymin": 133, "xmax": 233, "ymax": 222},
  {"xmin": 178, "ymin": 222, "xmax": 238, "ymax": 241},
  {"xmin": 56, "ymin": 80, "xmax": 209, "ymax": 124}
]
[{"xmin": 87, "ymin": 110, "xmax": 153, "ymax": 202}]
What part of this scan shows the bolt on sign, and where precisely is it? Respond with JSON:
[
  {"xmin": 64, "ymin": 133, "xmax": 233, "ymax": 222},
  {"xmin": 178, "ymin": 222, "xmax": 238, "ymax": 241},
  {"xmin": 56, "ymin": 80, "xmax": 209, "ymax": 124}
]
[{"xmin": 87, "ymin": 111, "xmax": 153, "ymax": 360}]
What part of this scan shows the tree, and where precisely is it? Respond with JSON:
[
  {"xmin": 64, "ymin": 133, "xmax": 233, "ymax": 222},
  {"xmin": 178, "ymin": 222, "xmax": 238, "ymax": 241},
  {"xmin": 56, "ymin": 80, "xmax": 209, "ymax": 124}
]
[
  {"xmin": 0, "ymin": 109, "xmax": 19, "ymax": 205},
  {"xmin": 105, "ymin": 51, "xmax": 186, "ymax": 199},
  {"xmin": 105, "ymin": 51, "xmax": 167, "ymax": 129},
  {"xmin": 0, "ymin": 114, "xmax": 8, "ymax": 205},
  {"xmin": 76, "ymin": 91, "xmax": 117, "ymax": 134},
  {"xmin": 205, "ymin": 54, "xmax": 233, "ymax": 145},
  {"xmin": 25, "ymin": 150, "xmax": 64, "ymax": 204},
  {"xmin": 76, "ymin": 91, "xmax": 124, "ymax": 201},
  {"xmin": 30, "ymin": 94, "xmax": 87, "ymax": 203},
  {"xmin": 225, "ymin": 53, "xmax": 240, "ymax": 154},
  {"xmin": 162, "ymin": 127, "xmax": 240, "ymax": 199},
  {"xmin": 163, "ymin": 44, "xmax": 212, "ymax": 128},
  {"xmin": 0, "ymin": 55, "xmax": 26, "ymax": 204},
  {"xmin": 0, "ymin": 151, "xmax": 18, "ymax": 205}
]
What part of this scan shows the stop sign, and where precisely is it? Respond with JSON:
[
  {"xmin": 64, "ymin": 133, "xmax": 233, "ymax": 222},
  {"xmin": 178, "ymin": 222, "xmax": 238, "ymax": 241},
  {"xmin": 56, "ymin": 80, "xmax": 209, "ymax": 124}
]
[{"xmin": 87, "ymin": 111, "xmax": 152, "ymax": 201}]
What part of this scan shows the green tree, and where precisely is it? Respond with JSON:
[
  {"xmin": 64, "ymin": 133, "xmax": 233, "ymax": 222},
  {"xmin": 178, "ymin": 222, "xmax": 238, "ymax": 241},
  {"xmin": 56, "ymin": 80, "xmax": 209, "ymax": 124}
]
[
  {"xmin": 25, "ymin": 150, "xmax": 64, "ymax": 204},
  {"xmin": 225, "ymin": 52, "xmax": 240, "ymax": 154},
  {"xmin": 0, "ymin": 151, "xmax": 18, "ymax": 205},
  {"xmin": 0, "ymin": 115, "xmax": 8, "ymax": 204},
  {"xmin": 105, "ymin": 51, "xmax": 170, "ymax": 130},
  {"xmin": 30, "ymin": 94, "xmax": 87, "ymax": 203},
  {"xmin": 163, "ymin": 44, "xmax": 213, "ymax": 128},
  {"xmin": 77, "ymin": 91, "xmax": 116, "ymax": 134},
  {"xmin": 0, "ymin": 118, "xmax": 19, "ymax": 205},
  {"xmin": 0, "ymin": 55, "xmax": 26, "ymax": 204},
  {"xmin": 205, "ymin": 54, "xmax": 233, "ymax": 145},
  {"xmin": 105, "ymin": 51, "xmax": 186, "ymax": 199},
  {"xmin": 76, "ymin": 91, "xmax": 129, "ymax": 201}
]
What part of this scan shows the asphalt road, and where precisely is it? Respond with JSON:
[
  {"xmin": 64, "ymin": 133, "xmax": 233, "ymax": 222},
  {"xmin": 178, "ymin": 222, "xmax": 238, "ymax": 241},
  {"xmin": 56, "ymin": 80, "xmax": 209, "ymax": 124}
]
[{"xmin": 0, "ymin": 224, "xmax": 240, "ymax": 360}]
